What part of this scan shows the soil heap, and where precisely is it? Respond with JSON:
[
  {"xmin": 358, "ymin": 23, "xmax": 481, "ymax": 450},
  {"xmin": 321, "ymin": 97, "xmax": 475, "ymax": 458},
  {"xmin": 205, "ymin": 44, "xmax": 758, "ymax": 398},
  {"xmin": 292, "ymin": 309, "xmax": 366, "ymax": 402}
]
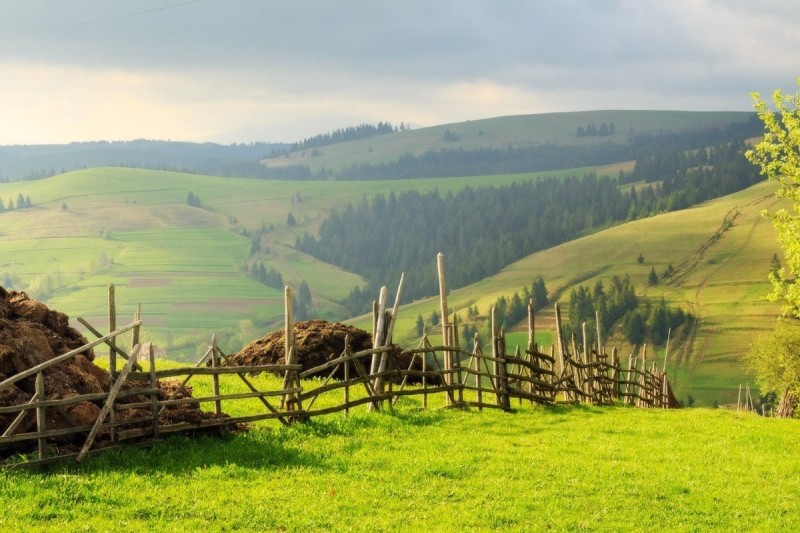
[
  {"xmin": 226, "ymin": 319, "xmax": 437, "ymax": 384},
  {"xmin": 0, "ymin": 286, "xmax": 218, "ymax": 458}
]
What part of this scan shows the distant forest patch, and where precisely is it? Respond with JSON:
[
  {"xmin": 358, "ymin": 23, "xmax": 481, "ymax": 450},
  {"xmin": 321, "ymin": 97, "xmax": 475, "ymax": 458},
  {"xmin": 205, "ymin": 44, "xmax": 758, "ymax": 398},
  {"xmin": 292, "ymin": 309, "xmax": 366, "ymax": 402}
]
[{"xmin": 297, "ymin": 136, "xmax": 762, "ymax": 314}]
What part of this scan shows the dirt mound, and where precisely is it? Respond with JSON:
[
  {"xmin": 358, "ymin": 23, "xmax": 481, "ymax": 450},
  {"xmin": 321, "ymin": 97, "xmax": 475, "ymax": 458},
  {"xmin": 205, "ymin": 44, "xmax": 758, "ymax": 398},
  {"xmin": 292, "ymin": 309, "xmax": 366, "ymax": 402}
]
[
  {"xmin": 0, "ymin": 286, "xmax": 220, "ymax": 458},
  {"xmin": 226, "ymin": 319, "xmax": 436, "ymax": 384}
]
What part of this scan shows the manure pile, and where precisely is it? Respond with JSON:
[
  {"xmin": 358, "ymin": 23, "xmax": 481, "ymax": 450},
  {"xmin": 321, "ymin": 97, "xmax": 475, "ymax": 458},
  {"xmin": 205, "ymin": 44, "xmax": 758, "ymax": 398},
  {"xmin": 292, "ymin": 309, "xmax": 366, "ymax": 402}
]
[
  {"xmin": 226, "ymin": 319, "xmax": 436, "ymax": 384},
  {"xmin": 0, "ymin": 286, "xmax": 218, "ymax": 458}
]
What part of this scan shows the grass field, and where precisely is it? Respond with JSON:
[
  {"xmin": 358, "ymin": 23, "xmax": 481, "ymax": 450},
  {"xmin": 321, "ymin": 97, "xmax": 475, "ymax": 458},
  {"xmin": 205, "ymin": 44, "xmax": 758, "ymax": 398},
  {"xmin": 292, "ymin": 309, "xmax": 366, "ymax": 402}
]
[
  {"xmin": 0, "ymin": 164, "xmax": 785, "ymax": 402},
  {"xmin": 0, "ymin": 164, "xmax": 626, "ymax": 356},
  {"xmin": 2, "ymin": 372, "xmax": 798, "ymax": 531}
]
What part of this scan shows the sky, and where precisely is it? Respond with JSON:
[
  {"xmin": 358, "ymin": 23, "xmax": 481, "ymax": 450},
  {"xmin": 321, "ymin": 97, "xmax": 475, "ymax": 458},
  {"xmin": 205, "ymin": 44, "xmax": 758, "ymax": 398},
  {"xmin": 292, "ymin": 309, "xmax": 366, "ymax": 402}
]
[{"xmin": 0, "ymin": 0, "xmax": 798, "ymax": 145}]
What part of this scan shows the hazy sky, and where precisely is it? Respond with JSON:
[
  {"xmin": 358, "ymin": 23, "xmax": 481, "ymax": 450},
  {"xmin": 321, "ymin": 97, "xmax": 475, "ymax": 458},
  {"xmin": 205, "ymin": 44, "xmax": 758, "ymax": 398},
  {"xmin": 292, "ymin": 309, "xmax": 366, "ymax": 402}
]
[{"xmin": 1, "ymin": 0, "xmax": 798, "ymax": 144}]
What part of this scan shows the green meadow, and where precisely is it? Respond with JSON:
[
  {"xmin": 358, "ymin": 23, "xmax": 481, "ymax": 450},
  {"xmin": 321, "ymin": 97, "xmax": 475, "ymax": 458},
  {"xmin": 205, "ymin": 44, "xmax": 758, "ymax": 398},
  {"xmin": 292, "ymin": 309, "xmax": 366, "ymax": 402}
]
[
  {"xmin": 2, "ymin": 375, "xmax": 798, "ymax": 531},
  {"xmin": 0, "ymin": 164, "xmax": 621, "ymax": 356},
  {"xmin": 0, "ymin": 162, "xmax": 784, "ymax": 403}
]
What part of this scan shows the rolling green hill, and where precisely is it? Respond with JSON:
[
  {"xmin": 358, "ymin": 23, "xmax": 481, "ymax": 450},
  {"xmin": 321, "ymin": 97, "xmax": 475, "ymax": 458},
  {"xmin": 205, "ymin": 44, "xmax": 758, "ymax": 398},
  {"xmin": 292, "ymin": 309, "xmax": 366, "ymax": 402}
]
[
  {"xmin": 0, "ymin": 110, "xmax": 779, "ymax": 404},
  {"xmin": 0, "ymin": 165, "xmax": 619, "ymax": 356},
  {"xmin": 0, "ymin": 166, "xmax": 782, "ymax": 405},
  {"xmin": 357, "ymin": 180, "xmax": 783, "ymax": 406},
  {"xmin": 264, "ymin": 110, "xmax": 756, "ymax": 174}
]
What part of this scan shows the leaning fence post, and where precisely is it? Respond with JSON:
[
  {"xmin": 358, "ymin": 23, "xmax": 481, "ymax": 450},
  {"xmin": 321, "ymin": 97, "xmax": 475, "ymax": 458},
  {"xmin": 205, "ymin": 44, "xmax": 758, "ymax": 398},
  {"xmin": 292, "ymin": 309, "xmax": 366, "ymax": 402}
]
[{"xmin": 35, "ymin": 371, "xmax": 47, "ymax": 460}]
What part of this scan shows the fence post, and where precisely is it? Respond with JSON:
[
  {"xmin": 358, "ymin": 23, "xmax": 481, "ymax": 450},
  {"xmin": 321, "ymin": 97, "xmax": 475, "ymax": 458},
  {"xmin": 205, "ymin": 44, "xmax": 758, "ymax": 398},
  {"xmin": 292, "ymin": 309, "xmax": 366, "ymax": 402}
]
[
  {"xmin": 35, "ymin": 371, "xmax": 47, "ymax": 460},
  {"xmin": 211, "ymin": 334, "xmax": 222, "ymax": 417},
  {"xmin": 473, "ymin": 332, "xmax": 483, "ymax": 410},
  {"xmin": 491, "ymin": 306, "xmax": 500, "ymax": 406},
  {"xmin": 282, "ymin": 286, "xmax": 298, "ymax": 416},
  {"xmin": 148, "ymin": 343, "xmax": 159, "ymax": 440},
  {"xmin": 554, "ymin": 303, "xmax": 567, "ymax": 401},
  {"xmin": 131, "ymin": 302, "xmax": 141, "ymax": 353},
  {"xmin": 437, "ymin": 253, "xmax": 452, "ymax": 406},
  {"xmin": 108, "ymin": 283, "xmax": 118, "ymax": 443},
  {"xmin": 611, "ymin": 346, "xmax": 619, "ymax": 401},
  {"xmin": 343, "ymin": 335, "xmax": 351, "ymax": 417}
]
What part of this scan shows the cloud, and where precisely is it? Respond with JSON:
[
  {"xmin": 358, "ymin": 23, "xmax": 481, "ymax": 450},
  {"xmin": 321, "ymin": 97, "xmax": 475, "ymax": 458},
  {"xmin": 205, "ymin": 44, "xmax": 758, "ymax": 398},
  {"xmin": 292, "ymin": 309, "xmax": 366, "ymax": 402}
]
[{"xmin": 0, "ymin": 0, "xmax": 798, "ymax": 143}]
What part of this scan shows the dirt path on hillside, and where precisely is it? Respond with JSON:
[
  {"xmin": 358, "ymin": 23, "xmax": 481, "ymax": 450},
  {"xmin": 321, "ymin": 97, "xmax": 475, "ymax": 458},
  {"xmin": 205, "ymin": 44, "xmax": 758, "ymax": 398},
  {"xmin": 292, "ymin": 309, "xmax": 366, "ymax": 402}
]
[{"xmin": 675, "ymin": 193, "xmax": 778, "ymax": 387}]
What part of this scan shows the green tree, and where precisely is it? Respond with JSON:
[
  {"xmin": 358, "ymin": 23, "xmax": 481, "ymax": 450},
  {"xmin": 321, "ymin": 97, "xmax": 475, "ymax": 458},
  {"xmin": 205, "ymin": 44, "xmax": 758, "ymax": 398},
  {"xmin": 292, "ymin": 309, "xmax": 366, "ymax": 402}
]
[
  {"xmin": 287, "ymin": 212, "xmax": 297, "ymax": 226},
  {"xmin": 531, "ymin": 276, "xmax": 549, "ymax": 311},
  {"xmin": 415, "ymin": 314, "xmax": 424, "ymax": 337},
  {"xmin": 298, "ymin": 281, "xmax": 312, "ymax": 306},
  {"xmin": 648, "ymin": 267, "xmax": 659, "ymax": 286},
  {"xmin": 745, "ymin": 319, "xmax": 800, "ymax": 410},
  {"xmin": 746, "ymin": 79, "xmax": 800, "ymax": 316},
  {"xmin": 637, "ymin": 253, "xmax": 644, "ymax": 264}
]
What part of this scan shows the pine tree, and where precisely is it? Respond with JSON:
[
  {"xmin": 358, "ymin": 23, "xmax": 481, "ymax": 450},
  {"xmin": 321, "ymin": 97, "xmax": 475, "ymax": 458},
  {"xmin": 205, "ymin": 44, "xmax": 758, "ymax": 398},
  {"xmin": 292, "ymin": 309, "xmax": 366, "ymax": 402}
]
[
  {"xmin": 415, "ymin": 314, "xmax": 424, "ymax": 337},
  {"xmin": 648, "ymin": 267, "xmax": 659, "ymax": 286}
]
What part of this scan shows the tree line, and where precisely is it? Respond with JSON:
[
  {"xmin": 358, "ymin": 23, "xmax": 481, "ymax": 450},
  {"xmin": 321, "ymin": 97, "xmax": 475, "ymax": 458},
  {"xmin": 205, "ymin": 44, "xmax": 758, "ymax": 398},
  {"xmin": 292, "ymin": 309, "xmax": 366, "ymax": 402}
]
[
  {"xmin": 258, "ymin": 116, "xmax": 763, "ymax": 182},
  {"xmin": 565, "ymin": 275, "xmax": 691, "ymax": 347},
  {"xmin": 0, "ymin": 193, "xmax": 33, "ymax": 212},
  {"xmin": 297, "ymin": 132, "xmax": 762, "ymax": 317},
  {"xmin": 296, "ymin": 175, "xmax": 641, "ymax": 315},
  {"xmin": 280, "ymin": 122, "xmax": 405, "ymax": 154}
]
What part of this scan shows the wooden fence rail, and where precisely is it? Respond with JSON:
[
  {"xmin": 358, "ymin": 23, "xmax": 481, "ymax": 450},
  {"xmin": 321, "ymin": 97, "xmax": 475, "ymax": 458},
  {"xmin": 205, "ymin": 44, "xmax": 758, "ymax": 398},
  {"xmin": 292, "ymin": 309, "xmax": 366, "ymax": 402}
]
[{"xmin": 2, "ymin": 258, "xmax": 681, "ymax": 468}]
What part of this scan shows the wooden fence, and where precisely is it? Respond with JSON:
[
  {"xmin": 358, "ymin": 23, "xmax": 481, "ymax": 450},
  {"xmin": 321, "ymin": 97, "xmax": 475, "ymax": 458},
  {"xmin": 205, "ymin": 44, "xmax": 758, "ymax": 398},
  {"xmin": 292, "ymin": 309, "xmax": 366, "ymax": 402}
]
[{"xmin": 1, "ymin": 255, "xmax": 679, "ymax": 468}]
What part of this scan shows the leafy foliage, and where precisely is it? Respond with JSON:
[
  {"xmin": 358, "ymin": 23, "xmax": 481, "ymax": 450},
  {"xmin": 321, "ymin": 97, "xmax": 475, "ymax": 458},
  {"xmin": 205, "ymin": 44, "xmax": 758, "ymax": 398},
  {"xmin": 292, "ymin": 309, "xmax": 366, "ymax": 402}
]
[
  {"xmin": 746, "ymin": 79, "xmax": 800, "ymax": 317},
  {"xmin": 746, "ymin": 319, "xmax": 800, "ymax": 402}
]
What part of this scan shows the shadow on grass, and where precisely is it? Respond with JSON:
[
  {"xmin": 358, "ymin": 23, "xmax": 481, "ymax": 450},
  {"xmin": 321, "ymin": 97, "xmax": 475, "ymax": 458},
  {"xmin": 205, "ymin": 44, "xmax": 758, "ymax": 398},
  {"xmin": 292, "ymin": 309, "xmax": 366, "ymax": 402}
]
[
  {"xmin": 27, "ymin": 402, "xmax": 623, "ymax": 475},
  {"xmin": 36, "ymin": 407, "xmax": 449, "ymax": 476}
]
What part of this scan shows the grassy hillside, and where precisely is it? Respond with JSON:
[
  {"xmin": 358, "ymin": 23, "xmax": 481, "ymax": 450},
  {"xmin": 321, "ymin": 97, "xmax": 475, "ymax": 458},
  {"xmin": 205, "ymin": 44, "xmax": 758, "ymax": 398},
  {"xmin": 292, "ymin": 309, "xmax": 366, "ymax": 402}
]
[
  {"xmin": 2, "ymin": 392, "xmax": 798, "ymax": 530},
  {"xmin": 0, "ymin": 165, "xmax": 614, "ymax": 356},
  {"xmin": 357, "ymin": 180, "xmax": 783, "ymax": 407},
  {"xmin": 265, "ymin": 110, "xmax": 755, "ymax": 173},
  {"xmin": 0, "ymin": 167, "xmax": 784, "ymax": 401}
]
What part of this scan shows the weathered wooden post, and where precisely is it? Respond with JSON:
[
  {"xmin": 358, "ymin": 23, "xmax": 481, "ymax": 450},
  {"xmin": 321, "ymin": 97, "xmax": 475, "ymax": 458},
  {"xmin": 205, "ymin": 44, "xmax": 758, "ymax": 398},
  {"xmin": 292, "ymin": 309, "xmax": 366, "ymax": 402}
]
[
  {"xmin": 452, "ymin": 313, "xmax": 464, "ymax": 405},
  {"xmin": 148, "ymin": 343, "xmax": 159, "ymax": 440},
  {"xmin": 497, "ymin": 325, "xmax": 510, "ymax": 410},
  {"xmin": 473, "ymin": 332, "xmax": 483, "ymax": 409},
  {"xmin": 595, "ymin": 310, "xmax": 603, "ymax": 359},
  {"xmin": 211, "ymin": 334, "xmax": 222, "ymax": 416},
  {"xmin": 282, "ymin": 286, "xmax": 297, "ymax": 414},
  {"xmin": 527, "ymin": 299, "xmax": 535, "ymax": 352},
  {"xmin": 343, "ymin": 335, "xmax": 351, "ymax": 417},
  {"xmin": 554, "ymin": 302, "xmax": 567, "ymax": 401},
  {"xmin": 35, "ymin": 371, "xmax": 47, "ymax": 460},
  {"xmin": 610, "ymin": 346, "xmax": 619, "ymax": 401},
  {"xmin": 581, "ymin": 322, "xmax": 591, "ymax": 402},
  {"xmin": 376, "ymin": 274, "xmax": 406, "ymax": 403},
  {"xmin": 491, "ymin": 306, "xmax": 500, "ymax": 406},
  {"xmin": 370, "ymin": 286, "xmax": 388, "ymax": 377},
  {"xmin": 437, "ymin": 253, "xmax": 452, "ymax": 405},
  {"xmin": 422, "ymin": 326, "xmax": 429, "ymax": 410},
  {"xmin": 131, "ymin": 303, "xmax": 141, "ymax": 353},
  {"xmin": 108, "ymin": 283, "xmax": 118, "ymax": 443}
]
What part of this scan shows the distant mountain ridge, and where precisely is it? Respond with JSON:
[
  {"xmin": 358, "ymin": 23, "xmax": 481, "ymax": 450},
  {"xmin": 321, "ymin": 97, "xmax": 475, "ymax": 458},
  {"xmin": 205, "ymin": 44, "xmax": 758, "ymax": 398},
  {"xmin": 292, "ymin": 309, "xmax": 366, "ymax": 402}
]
[{"xmin": 0, "ymin": 139, "xmax": 288, "ymax": 181}]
